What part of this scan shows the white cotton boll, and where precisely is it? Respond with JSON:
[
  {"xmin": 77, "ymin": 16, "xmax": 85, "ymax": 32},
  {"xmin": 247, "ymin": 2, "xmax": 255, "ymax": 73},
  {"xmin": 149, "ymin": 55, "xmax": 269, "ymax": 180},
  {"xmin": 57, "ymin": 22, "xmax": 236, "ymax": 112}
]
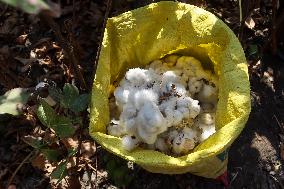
[
  {"xmin": 195, "ymin": 69, "xmax": 212, "ymax": 81},
  {"xmin": 155, "ymin": 64, "xmax": 171, "ymax": 74},
  {"xmin": 118, "ymin": 78, "xmax": 132, "ymax": 88},
  {"xmin": 176, "ymin": 97, "xmax": 192, "ymax": 107},
  {"xmin": 170, "ymin": 69, "xmax": 183, "ymax": 77},
  {"xmin": 149, "ymin": 60, "xmax": 163, "ymax": 70},
  {"xmin": 137, "ymin": 125, "xmax": 157, "ymax": 144},
  {"xmin": 126, "ymin": 68, "xmax": 150, "ymax": 86},
  {"xmin": 120, "ymin": 104, "xmax": 137, "ymax": 120},
  {"xmin": 197, "ymin": 84, "xmax": 218, "ymax": 103},
  {"xmin": 187, "ymin": 57, "xmax": 203, "ymax": 70},
  {"xmin": 174, "ymin": 83, "xmax": 187, "ymax": 96},
  {"xmin": 178, "ymin": 107, "xmax": 190, "ymax": 119},
  {"xmin": 179, "ymin": 73, "xmax": 189, "ymax": 86},
  {"xmin": 166, "ymin": 130, "xmax": 179, "ymax": 145},
  {"xmin": 183, "ymin": 68, "xmax": 196, "ymax": 77},
  {"xmin": 183, "ymin": 127, "xmax": 198, "ymax": 141},
  {"xmin": 130, "ymin": 89, "xmax": 158, "ymax": 109},
  {"xmin": 180, "ymin": 57, "xmax": 204, "ymax": 77},
  {"xmin": 180, "ymin": 72, "xmax": 188, "ymax": 80},
  {"xmin": 188, "ymin": 77, "xmax": 203, "ymax": 94},
  {"xmin": 107, "ymin": 124, "xmax": 126, "ymax": 137},
  {"xmin": 163, "ymin": 55, "xmax": 179, "ymax": 65},
  {"xmin": 177, "ymin": 97, "xmax": 200, "ymax": 118},
  {"xmin": 119, "ymin": 106, "xmax": 137, "ymax": 134},
  {"xmin": 114, "ymin": 87, "xmax": 130, "ymax": 107},
  {"xmin": 164, "ymin": 62, "xmax": 175, "ymax": 67},
  {"xmin": 137, "ymin": 102, "xmax": 166, "ymax": 133},
  {"xmin": 198, "ymin": 123, "xmax": 216, "ymax": 142},
  {"xmin": 147, "ymin": 68, "xmax": 160, "ymax": 81},
  {"xmin": 155, "ymin": 137, "xmax": 169, "ymax": 152},
  {"xmin": 177, "ymin": 56, "xmax": 202, "ymax": 69},
  {"xmin": 200, "ymin": 103, "xmax": 215, "ymax": 113},
  {"xmin": 188, "ymin": 99, "xmax": 201, "ymax": 118},
  {"xmin": 172, "ymin": 131, "xmax": 196, "ymax": 155},
  {"xmin": 124, "ymin": 118, "xmax": 137, "ymax": 135},
  {"xmin": 159, "ymin": 97, "xmax": 177, "ymax": 112},
  {"xmin": 176, "ymin": 56, "xmax": 189, "ymax": 69},
  {"xmin": 172, "ymin": 110, "xmax": 184, "ymax": 126},
  {"xmin": 198, "ymin": 113, "xmax": 215, "ymax": 125},
  {"xmin": 162, "ymin": 71, "xmax": 178, "ymax": 82},
  {"xmin": 164, "ymin": 108, "xmax": 183, "ymax": 126},
  {"xmin": 122, "ymin": 135, "xmax": 140, "ymax": 151}
]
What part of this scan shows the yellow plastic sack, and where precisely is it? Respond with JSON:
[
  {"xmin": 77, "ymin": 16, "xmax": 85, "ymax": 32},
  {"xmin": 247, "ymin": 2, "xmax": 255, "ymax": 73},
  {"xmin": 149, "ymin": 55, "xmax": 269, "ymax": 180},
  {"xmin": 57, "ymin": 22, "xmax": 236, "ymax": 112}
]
[{"xmin": 89, "ymin": 1, "xmax": 251, "ymax": 178}]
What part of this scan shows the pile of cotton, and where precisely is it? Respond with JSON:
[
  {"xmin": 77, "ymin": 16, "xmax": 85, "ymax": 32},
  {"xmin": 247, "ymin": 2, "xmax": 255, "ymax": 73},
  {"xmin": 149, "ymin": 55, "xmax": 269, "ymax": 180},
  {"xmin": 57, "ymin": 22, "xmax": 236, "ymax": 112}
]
[{"xmin": 107, "ymin": 55, "xmax": 218, "ymax": 156}]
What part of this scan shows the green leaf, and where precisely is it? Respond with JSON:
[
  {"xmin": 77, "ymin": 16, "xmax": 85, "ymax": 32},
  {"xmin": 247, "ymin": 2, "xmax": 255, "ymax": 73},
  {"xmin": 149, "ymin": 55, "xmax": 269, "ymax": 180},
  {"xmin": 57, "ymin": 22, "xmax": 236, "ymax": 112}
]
[
  {"xmin": 69, "ymin": 93, "xmax": 90, "ymax": 113},
  {"xmin": 37, "ymin": 100, "xmax": 57, "ymax": 128},
  {"xmin": 61, "ymin": 83, "xmax": 79, "ymax": 109},
  {"xmin": 54, "ymin": 116, "xmax": 75, "ymax": 138},
  {"xmin": 41, "ymin": 148, "xmax": 60, "ymax": 162},
  {"xmin": 0, "ymin": 88, "xmax": 30, "ymax": 116},
  {"xmin": 51, "ymin": 161, "xmax": 67, "ymax": 183},
  {"xmin": 0, "ymin": 0, "xmax": 50, "ymax": 14},
  {"xmin": 48, "ymin": 86, "xmax": 63, "ymax": 103},
  {"xmin": 37, "ymin": 100, "xmax": 75, "ymax": 138}
]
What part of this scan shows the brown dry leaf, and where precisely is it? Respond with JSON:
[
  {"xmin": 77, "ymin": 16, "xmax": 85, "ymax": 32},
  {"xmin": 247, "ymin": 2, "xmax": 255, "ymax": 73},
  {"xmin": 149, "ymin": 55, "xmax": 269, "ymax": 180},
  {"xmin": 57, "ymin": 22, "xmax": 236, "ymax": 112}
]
[
  {"xmin": 43, "ymin": 132, "xmax": 57, "ymax": 144},
  {"xmin": 34, "ymin": 46, "xmax": 48, "ymax": 58},
  {"xmin": 16, "ymin": 34, "xmax": 28, "ymax": 45},
  {"xmin": 62, "ymin": 137, "xmax": 79, "ymax": 149},
  {"xmin": 261, "ymin": 71, "xmax": 275, "ymax": 91},
  {"xmin": 32, "ymin": 154, "xmax": 56, "ymax": 175},
  {"xmin": 245, "ymin": 16, "xmax": 256, "ymax": 30},
  {"xmin": 81, "ymin": 141, "xmax": 96, "ymax": 160},
  {"xmin": 31, "ymin": 154, "xmax": 47, "ymax": 171}
]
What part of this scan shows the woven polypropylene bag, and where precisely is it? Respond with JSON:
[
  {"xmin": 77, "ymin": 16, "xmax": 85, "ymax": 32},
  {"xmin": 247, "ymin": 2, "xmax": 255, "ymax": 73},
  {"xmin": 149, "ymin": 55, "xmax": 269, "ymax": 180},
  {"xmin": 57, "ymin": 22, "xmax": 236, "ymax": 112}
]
[{"xmin": 89, "ymin": 1, "xmax": 251, "ymax": 178}]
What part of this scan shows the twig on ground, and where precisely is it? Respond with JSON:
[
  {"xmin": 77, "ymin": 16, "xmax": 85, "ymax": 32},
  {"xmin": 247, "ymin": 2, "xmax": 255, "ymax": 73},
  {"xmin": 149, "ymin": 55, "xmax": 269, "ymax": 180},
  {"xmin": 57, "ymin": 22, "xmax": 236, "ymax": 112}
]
[
  {"xmin": 229, "ymin": 171, "xmax": 239, "ymax": 186},
  {"xmin": 270, "ymin": 174, "xmax": 284, "ymax": 189},
  {"xmin": 6, "ymin": 151, "xmax": 34, "ymax": 187},
  {"xmin": 273, "ymin": 115, "xmax": 284, "ymax": 133},
  {"xmin": 39, "ymin": 13, "xmax": 87, "ymax": 89}
]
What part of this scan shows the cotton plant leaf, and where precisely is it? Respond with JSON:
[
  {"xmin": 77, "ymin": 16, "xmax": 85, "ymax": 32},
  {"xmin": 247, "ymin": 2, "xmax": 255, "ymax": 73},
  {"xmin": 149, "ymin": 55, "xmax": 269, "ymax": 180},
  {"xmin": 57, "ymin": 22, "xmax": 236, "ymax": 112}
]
[
  {"xmin": 0, "ymin": 0, "xmax": 50, "ymax": 14},
  {"xmin": 37, "ymin": 100, "xmax": 75, "ymax": 138},
  {"xmin": 60, "ymin": 83, "xmax": 79, "ymax": 109},
  {"xmin": 69, "ymin": 93, "xmax": 90, "ymax": 113},
  {"xmin": 41, "ymin": 148, "xmax": 61, "ymax": 162},
  {"xmin": 0, "ymin": 88, "xmax": 30, "ymax": 116},
  {"xmin": 50, "ymin": 161, "xmax": 67, "ymax": 183}
]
